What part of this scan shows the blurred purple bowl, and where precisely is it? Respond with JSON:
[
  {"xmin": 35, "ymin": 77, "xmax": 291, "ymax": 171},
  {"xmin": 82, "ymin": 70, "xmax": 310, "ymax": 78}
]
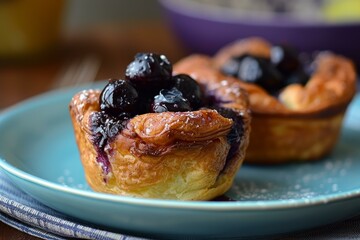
[{"xmin": 159, "ymin": 0, "xmax": 360, "ymax": 64}]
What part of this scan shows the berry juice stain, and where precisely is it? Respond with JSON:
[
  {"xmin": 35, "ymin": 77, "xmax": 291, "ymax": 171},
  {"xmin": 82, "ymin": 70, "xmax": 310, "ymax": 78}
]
[
  {"xmin": 211, "ymin": 106, "xmax": 244, "ymax": 164},
  {"xmin": 89, "ymin": 111, "xmax": 128, "ymax": 179}
]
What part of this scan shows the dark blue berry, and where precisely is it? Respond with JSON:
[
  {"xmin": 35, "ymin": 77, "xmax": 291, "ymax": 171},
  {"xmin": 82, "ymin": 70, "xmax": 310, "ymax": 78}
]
[
  {"xmin": 271, "ymin": 45, "xmax": 301, "ymax": 75},
  {"xmin": 222, "ymin": 54, "xmax": 284, "ymax": 94},
  {"xmin": 172, "ymin": 74, "xmax": 203, "ymax": 110},
  {"xmin": 100, "ymin": 79, "xmax": 138, "ymax": 117},
  {"xmin": 152, "ymin": 88, "xmax": 192, "ymax": 113},
  {"xmin": 125, "ymin": 53, "xmax": 172, "ymax": 91}
]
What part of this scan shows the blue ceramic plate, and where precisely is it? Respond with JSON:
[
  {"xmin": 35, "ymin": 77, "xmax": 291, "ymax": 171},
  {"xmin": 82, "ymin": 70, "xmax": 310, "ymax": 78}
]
[{"xmin": 1, "ymin": 84, "xmax": 360, "ymax": 239}]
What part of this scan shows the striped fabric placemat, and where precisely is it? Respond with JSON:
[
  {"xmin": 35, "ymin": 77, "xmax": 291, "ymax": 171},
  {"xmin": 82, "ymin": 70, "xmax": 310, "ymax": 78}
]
[{"xmin": 0, "ymin": 169, "xmax": 145, "ymax": 240}]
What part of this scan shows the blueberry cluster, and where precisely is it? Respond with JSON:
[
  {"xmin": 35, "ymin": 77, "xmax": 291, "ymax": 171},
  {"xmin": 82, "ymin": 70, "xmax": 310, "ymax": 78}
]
[
  {"xmin": 90, "ymin": 53, "xmax": 204, "ymax": 151},
  {"xmin": 100, "ymin": 53, "xmax": 203, "ymax": 118},
  {"xmin": 89, "ymin": 53, "xmax": 209, "ymax": 180},
  {"xmin": 221, "ymin": 45, "xmax": 309, "ymax": 94},
  {"xmin": 90, "ymin": 52, "xmax": 245, "ymax": 169}
]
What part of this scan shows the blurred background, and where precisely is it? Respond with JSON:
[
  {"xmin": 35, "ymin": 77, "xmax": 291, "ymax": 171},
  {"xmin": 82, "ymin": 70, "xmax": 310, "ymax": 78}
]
[
  {"xmin": 0, "ymin": 0, "xmax": 163, "ymax": 58},
  {"xmin": 64, "ymin": 0, "xmax": 161, "ymax": 30},
  {"xmin": 0, "ymin": 0, "xmax": 359, "ymax": 109},
  {"xmin": 0, "ymin": 0, "xmax": 178, "ymax": 109}
]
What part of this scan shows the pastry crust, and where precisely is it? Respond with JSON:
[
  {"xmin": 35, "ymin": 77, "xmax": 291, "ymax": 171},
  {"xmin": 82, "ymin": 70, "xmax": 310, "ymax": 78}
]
[
  {"xmin": 70, "ymin": 80, "xmax": 251, "ymax": 200},
  {"xmin": 174, "ymin": 38, "xmax": 356, "ymax": 163}
]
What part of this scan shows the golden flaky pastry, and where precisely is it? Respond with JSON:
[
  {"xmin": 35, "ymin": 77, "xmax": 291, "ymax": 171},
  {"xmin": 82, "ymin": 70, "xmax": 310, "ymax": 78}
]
[
  {"xmin": 69, "ymin": 75, "xmax": 251, "ymax": 200},
  {"xmin": 174, "ymin": 37, "xmax": 357, "ymax": 164}
]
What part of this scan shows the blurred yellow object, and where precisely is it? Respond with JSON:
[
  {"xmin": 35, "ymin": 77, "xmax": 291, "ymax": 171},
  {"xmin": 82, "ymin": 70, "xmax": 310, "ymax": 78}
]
[
  {"xmin": 323, "ymin": 0, "xmax": 360, "ymax": 22},
  {"xmin": 0, "ymin": 0, "xmax": 65, "ymax": 60}
]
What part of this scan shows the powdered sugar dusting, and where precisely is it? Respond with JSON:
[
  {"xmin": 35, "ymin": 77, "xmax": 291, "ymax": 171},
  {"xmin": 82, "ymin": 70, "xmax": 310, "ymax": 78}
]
[
  {"xmin": 57, "ymin": 168, "xmax": 90, "ymax": 190},
  {"xmin": 227, "ymin": 128, "xmax": 359, "ymax": 201},
  {"xmin": 74, "ymin": 89, "xmax": 98, "ymax": 122}
]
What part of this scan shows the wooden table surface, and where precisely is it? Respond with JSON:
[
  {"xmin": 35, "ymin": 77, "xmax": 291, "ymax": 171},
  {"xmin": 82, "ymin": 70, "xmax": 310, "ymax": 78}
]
[{"xmin": 0, "ymin": 21, "xmax": 187, "ymax": 240}]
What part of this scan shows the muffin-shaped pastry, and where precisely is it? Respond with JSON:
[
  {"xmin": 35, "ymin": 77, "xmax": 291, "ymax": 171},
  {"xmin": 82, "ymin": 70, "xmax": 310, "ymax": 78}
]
[
  {"xmin": 69, "ymin": 53, "xmax": 251, "ymax": 200},
  {"xmin": 174, "ymin": 38, "xmax": 357, "ymax": 164}
]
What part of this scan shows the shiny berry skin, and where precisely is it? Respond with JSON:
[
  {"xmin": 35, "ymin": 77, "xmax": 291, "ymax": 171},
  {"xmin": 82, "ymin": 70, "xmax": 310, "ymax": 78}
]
[
  {"xmin": 222, "ymin": 54, "xmax": 283, "ymax": 94},
  {"xmin": 271, "ymin": 45, "xmax": 301, "ymax": 75},
  {"xmin": 100, "ymin": 79, "xmax": 138, "ymax": 117},
  {"xmin": 125, "ymin": 53, "xmax": 172, "ymax": 90},
  {"xmin": 172, "ymin": 74, "xmax": 203, "ymax": 110},
  {"xmin": 152, "ymin": 88, "xmax": 192, "ymax": 113}
]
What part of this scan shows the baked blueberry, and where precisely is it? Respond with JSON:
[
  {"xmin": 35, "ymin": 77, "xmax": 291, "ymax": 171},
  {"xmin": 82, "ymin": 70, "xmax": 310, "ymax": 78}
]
[
  {"xmin": 90, "ymin": 111, "xmax": 129, "ymax": 149},
  {"xmin": 125, "ymin": 53, "xmax": 172, "ymax": 91},
  {"xmin": 222, "ymin": 54, "xmax": 284, "ymax": 94},
  {"xmin": 89, "ymin": 111, "xmax": 129, "ymax": 176},
  {"xmin": 271, "ymin": 45, "xmax": 301, "ymax": 75},
  {"xmin": 100, "ymin": 79, "xmax": 138, "ymax": 117},
  {"xmin": 152, "ymin": 87, "xmax": 192, "ymax": 113},
  {"xmin": 172, "ymin": 74, "xmax": 203, "ymax": 110}
]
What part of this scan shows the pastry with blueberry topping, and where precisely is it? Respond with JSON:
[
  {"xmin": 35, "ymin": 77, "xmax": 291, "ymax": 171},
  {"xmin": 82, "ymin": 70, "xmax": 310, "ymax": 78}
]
[
  {"xmin": 175, "ymin": 38, "xmax": 356, "ymax": 164},
  {"xmin": 69, "ymin": 53, "xmax": 251, "ymax": 200}
]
